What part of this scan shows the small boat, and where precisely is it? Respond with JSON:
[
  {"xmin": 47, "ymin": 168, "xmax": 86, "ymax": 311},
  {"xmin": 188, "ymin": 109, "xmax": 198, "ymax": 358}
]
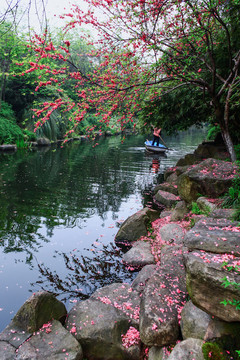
[{"xmin": 145, "ymin": 140, "xmax": 168, "ymax": 153}]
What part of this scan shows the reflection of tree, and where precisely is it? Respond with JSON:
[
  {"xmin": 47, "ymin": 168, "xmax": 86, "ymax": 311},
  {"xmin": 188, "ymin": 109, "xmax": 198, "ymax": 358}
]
[
  {"xmin": 33, "ymin": 241, "xmax": 136, "ymax": 301},
  {"xmin": 0, "ymin": 135, "xmax": 148, "ymax": 258}
]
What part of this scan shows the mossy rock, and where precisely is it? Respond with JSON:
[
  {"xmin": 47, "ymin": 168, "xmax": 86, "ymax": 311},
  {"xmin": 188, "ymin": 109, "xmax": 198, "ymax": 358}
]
[{"xmin": 12, "ymin": 291, "xmax": 67, "ymax": 333}]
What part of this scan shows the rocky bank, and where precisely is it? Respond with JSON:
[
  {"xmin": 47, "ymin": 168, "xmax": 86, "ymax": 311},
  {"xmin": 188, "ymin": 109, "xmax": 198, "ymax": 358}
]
[{"xmin": 0, "ymin": 140, "xmax": 239, "ymax": 360}]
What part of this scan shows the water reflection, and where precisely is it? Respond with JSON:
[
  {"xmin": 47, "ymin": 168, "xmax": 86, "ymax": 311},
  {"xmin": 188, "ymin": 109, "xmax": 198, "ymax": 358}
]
[
  {"xmin": 0, "ymin": 128, "xmax": 207, "ymax": 331},
  {"xmin": 35, "ymin": 241, "xmax": 136, "ymax": 302}
]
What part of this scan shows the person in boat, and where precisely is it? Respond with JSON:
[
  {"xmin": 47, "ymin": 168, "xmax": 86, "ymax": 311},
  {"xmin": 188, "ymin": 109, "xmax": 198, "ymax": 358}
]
[{"xmin": 152, "ymin": 127, "xmax": 162, "ymax": 146}]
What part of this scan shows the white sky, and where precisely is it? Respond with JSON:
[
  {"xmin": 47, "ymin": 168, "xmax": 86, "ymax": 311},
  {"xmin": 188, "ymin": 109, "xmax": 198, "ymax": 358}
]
[{"xmin": 0, "ymin": 0, "xmax": 79, "ymax": 32}]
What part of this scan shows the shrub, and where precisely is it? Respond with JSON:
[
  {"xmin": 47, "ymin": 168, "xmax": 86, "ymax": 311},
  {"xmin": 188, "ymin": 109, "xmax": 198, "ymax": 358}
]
[
  {"xmin": 222, "ymin": 173, "xmax": 240, "ymax": 221},
  {"xmin": 0, "ymin": 118, "xmax": 24, "ymax": 145},
  {"xmin": 207, "ymin": 124, "xmax": 221, "ymax": 141},
  {"xmin": 23, "ymin": 129, "xmax": 37, "ymax": 142},
  {"xmin": 0, "ymin": 101, "xmax": 25, "ymax": 144},
  {"xmin": 191, "ymin": 202, "xmax": 211, "ymax": 216}
]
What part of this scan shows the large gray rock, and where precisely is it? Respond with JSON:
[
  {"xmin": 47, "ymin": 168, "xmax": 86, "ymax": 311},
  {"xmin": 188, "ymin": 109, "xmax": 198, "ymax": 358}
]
[
  {"xmin": 183, "ymin": 217, "xmax": 240, "ymax": 255},
  {"xmin": 154, "ymin": 183, "xmax": 178, "ymax": 196},
  {"xmin": 37, "ymin": 137, "xmax": 51, "ymax": 146},
  {"xmin": 0, "ymin": 341, "xmax": 16, "ymax": 359},
  {"xmin": 159, "ymin": 224, "xmax": 185, "ymax": 245},
  {"xmin": 167, "ymin": 338, "xmax": 204, "ymax": 360},
  {"xmin": 210, "ymin": 208, "xmax": 235, "ymax": 220},
  {"xmin": 122, "ymin": 241, "xmax": 155, "ymax": 267},
  {"xmin": 10, "ymin": 291, "xmax": 67, "ymax": 334},
  {"xmin": 0, "ymin": 144, "xmax": 17, "ymax": 152},
  {"xmin": 184, "ymin": 251, "xmax": 240, "ymax": 322},
  {"xmin": 164, "ymin": 171, "xmax": 178, "ymax": 184},
  {"xmin": 194, "ymin": 142, "xmax": 228, "ymax": 160},
  {"xmin": 176, "ymin": 153, "xmax": 200, "ymax": 167},
  {"xmin": 0, "ymin": 323, "xmax": 31, "ymax": 348},
  {"xmin": 131, "ymin": 265, "xmax": 157, "ymax": 294},
  {"xmin": 115, "ymin": 208, "xmax": 159, "ymax": 246},
  {"xmin": 66, "ymin": 285, "xmax": 141, "ymax": 360},
  {"xmin": 90, "ymin": 283, "xmax": 140, "ymax": 325},
  {"xmin": 160, "ymin": 245, "xmax": 184, "ymax": 266},
  {"xmin": 139, "ymin": 248, "xmax": 187, "ymax": 346},
  {"xmin": 154, "ymin": 190, "xmax": 180, "ymax": 208},
  {"xmin": 170, "ymin": 201, "xmax": 188, "ymax": 222},
  {"xmin": 148, "ymin": 346, "xmax": 169, "ymax": 360},
  {"xmin": 196, "ymin": 197, "xmax": 216, "ymax": 213},
  {"xmin": 180, "ymin": 300, "xmax": 240, "ymax": 343},
  {"xmin": 16, "ymin": 320, "xmax": 83, "ymax": 360},
  {"xmin": 177, "ymin": 158, "xmax": 237, "ymax": 202}
]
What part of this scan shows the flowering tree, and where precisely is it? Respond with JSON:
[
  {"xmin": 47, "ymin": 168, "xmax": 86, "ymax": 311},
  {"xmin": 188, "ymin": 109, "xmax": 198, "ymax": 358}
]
[{"xmin": 24, "ymin": 0, "xmax": 240, "ymax": 160}]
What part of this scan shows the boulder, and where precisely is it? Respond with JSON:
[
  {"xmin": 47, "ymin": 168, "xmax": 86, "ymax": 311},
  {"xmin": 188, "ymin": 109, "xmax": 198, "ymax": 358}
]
[
  {"xmin": 184, "ymin": 251, "xmax": 240, "ymax": 322},
  {"xmin": 164, "ymin": 167, "xmax": 176, "ymax": 181},
  {"xmin": 37, "ymin": 137, "xmax": 51, "ymax": 146},
  {"xmin": 196, "ymin": 197, "xmax": 216, "ymax": 213},
  {"xmin": 180, "ymin": 301, "xmax": 210, "ymax": 340},
  {"xmin": 115, "ymin": 208, "xmax": 159, "ymax": 246},
  {"xmin": 167, "ymin": 338, "xmax": 204, "ymax": 360},
  {"xmin": 65, "ymin": 296, "xmax": 140, "ymax": 360},
  {"xmin": 16, "ymin": 320, "xmax": 83, "ymax": 360},
  {"xmin": 123, "ymin": 241, "xmax": 155, "ymax": 268},
  {"xmin": 164, "ymin": 172, "xmax": 178, "ymax": 184},
  {"xmin": 170, "ymin": 201, "xmax": 188, "ymax": 222},
  {"xmin": 0, "ymin": 323, "xmax": 31, "ymax": 348},
  {"xmin": 180, "ymin": 300, "xmax": 240, "ymax": 344},
  {"xmin": 131, "ymin": 264, "xmax": 157, "ymax": 293},
  {"xmin": 148, "ymin": 346, "xmax": 169, "ymax": 360},
  {"xmin": 183, "ymin": 217, "xmax": 240, "ymax": 255},
  {"xmin": 90, "ymin": 283, "xmax": 140, "ymax": 326},
  {"xmin": 194, "ymin": 142, "xmax": 228, "ymax": 160},
  {"xmin": 177, "ymin": 158, "xmax": 237, "ymax": 202},
  {"xmin": 0, "ymin": 144, "xmax": 17, "ymax": 152},
  {"xmin": 159, "ymin": 224, "xmax": 185, "ymax": 245},
  {"xmin": 176, "ymin": 153, "xmax": 200, "ymax": 167},
  {"xmin": 153, "ymin": 183, "xmax": 178, "ymax": 196},
  {"xmin": 160, "ymin": 210, "xmax": 172, "ymax": 219},
  {"xmin": 9, "ymin": 291, "xmax": 67, "ymax": 334},
  {"xmin": 139, "ymin": 248, "xmax": 187, "ymax": 346},
  {"xmin": 0, "ymin": 341, "xmax": 16, "ymax": 359},
  {"xmin": 154, "ymin": 190, "xmax": 180, "ymax": 208},
  {"xmin": 210, "ymin": 208, "xmax": 235, "ymax": 220},
  {"xmin": 160, "ymin": 245, "xmax": 185, "ymax": 266}
]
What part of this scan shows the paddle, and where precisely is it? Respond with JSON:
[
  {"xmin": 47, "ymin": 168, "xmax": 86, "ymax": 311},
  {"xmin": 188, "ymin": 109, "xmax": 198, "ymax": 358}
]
[{"xmin": 159, "ymin": 134, "xmax": 170, "ymax": 149}]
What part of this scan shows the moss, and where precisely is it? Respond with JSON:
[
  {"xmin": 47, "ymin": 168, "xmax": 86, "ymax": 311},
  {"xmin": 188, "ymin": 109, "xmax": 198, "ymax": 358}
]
[{"xmin": 202, "ymin": 342, "xmax": 227, "ymax": 360}]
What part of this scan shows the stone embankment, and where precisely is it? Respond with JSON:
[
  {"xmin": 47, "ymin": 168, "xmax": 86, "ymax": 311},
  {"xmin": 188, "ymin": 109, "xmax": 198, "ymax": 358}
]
[{"xmin": 0, "ymin": 140, "xmax": 239, "ymax": 360}]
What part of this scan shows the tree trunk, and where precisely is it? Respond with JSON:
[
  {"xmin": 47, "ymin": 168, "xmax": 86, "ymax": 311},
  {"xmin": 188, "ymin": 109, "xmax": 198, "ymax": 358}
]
[
  {"xmin": 213, "ymin": 94, "xmax": 237, "ymax": 162},
  {"xmin": 220, "ymin": 125, "xmax": 237, "ymax": 162},
  {"xmin": 222, "ymin": 84, "xmax": 237, "ymax": 162}
]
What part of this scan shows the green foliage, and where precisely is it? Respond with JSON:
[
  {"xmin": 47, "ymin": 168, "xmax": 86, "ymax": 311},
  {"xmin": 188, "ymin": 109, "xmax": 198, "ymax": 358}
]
[
  {"xmin": 23, "ymin": 129, "xmax": 37, "ymax": 142},
  {"xmin": 0, "ymin": 101, "xmax": 16, "ymax": 121},
  {"xmin": 191, "ymin": 202, "xmax": 202, "ymax": 215},
  {"xmin": 202, "ymin": 342, "xmax": 227, "ymax": 360},
  {"xmin": 234, "ymin": 145, "xmax": 240, "ymax": 161},
  {"xmin": 190, "ymin": 202, "xmax": 211, "ymax": 216},
  {"xmin": 207, "ymin": 124, "xmax": 221, "ymax": 141},
  {"xmin": 0, "ymin": 117, "xmax": 24, "ymax": 144},
  {"xmin": 221, "ymin": 263, "xmax": 240, "ymax": 310},
  {"xmin": 220, "ymin": 263, "xmax": 240, "ymax": 358},
  {"xmin": 139, "ymin": 86, "xmax": 210, "ymax": 135},
  {"xmin": 0, "ymin": 102, "xmax": 24, "ymax": 144},
  {"xmin": 222, "ymin": 170, "xmax": 240, "ymax": 220}
]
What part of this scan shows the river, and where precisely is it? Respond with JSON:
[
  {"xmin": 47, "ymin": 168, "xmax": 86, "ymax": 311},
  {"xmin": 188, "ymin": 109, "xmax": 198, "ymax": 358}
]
[{"xmin": 0, "ymin": 128, "xmax": 207, "ymax": 331}]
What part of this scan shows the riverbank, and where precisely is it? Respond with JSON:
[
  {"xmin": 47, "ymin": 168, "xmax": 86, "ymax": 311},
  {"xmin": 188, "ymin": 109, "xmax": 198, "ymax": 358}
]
[
  {"xmin": 0, "ymin": 129, "xmax": 135, "ymax": 153},
  {"xmin": 0, "ymin": 138, "xmax": 239, "ymax": 360}
]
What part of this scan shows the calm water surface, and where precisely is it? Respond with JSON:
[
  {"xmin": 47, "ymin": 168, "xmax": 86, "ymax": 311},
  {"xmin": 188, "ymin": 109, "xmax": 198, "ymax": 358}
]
[{"xmin": 0, "ymin": 129, "xmax": 207, "ymax": 331}]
